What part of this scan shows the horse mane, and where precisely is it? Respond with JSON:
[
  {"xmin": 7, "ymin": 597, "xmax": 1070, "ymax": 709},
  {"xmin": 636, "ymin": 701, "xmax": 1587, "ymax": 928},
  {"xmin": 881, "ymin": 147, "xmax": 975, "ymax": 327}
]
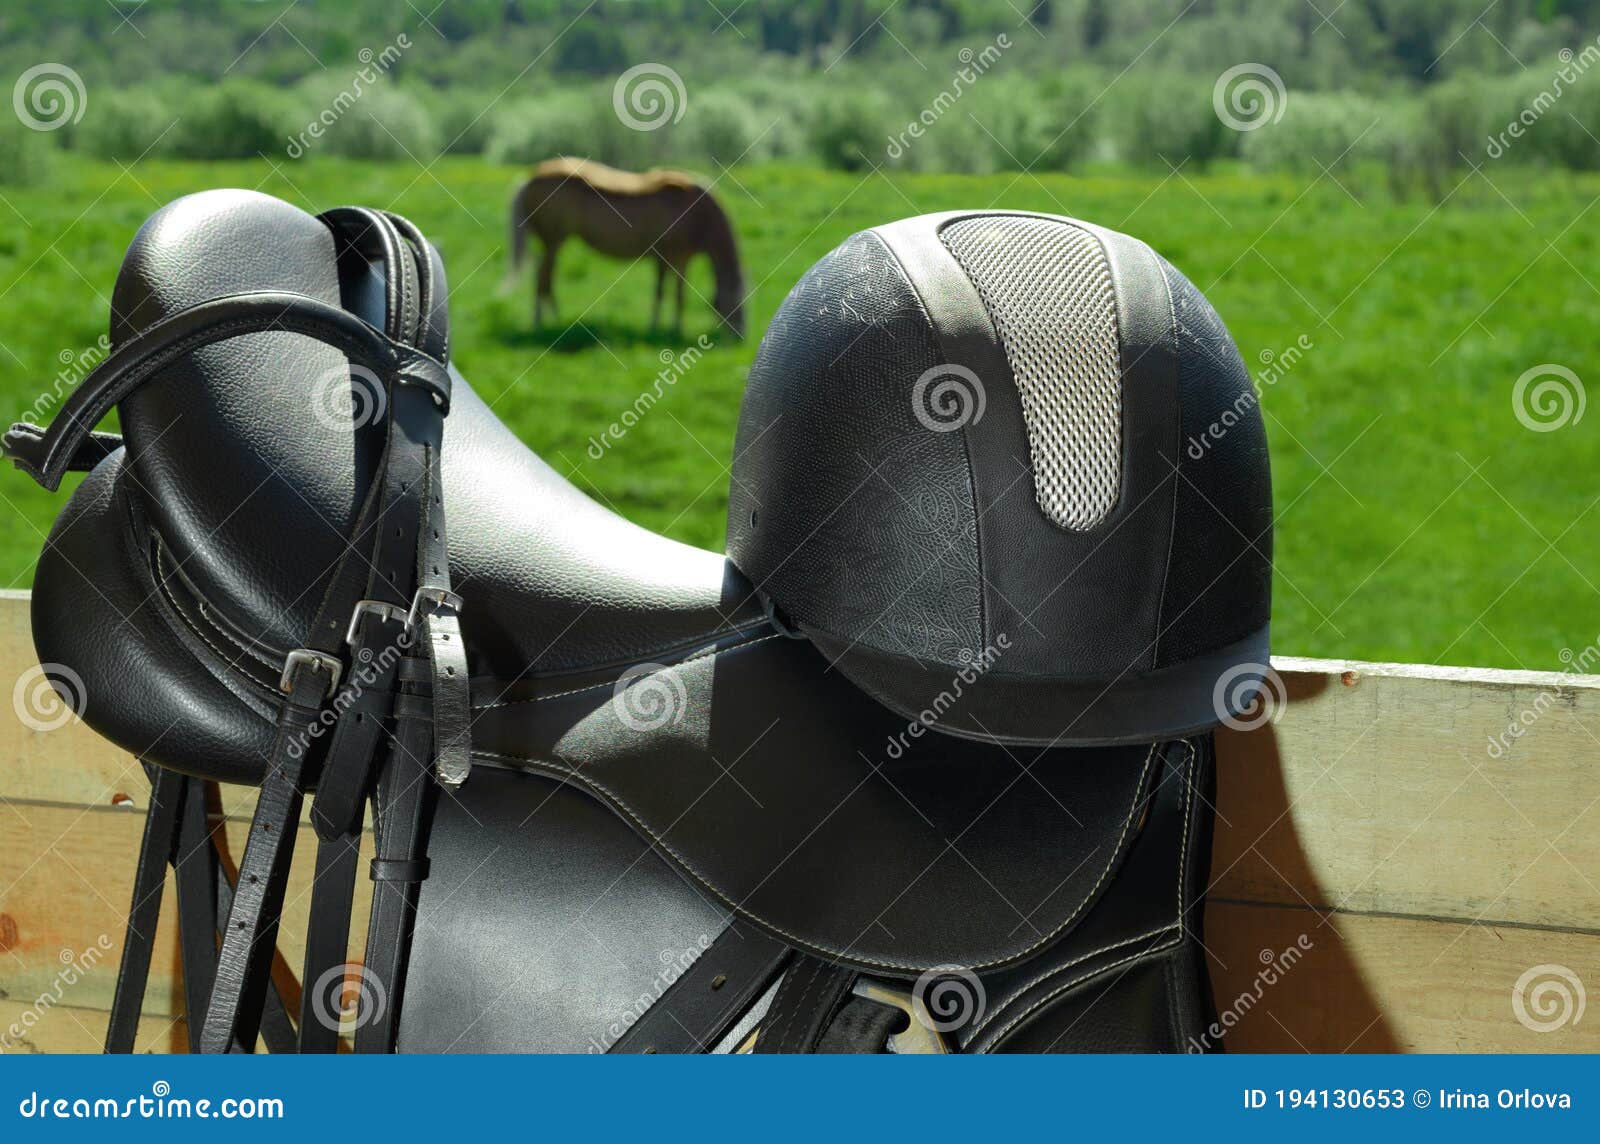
[{"xmin": 533, "ymin": 156, "xmax": 702, "ymax": 196}]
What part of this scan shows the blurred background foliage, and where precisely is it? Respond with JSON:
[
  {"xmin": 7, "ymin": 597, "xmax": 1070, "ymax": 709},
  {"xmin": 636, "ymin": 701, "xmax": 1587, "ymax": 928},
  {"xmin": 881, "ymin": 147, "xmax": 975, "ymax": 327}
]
[{"xmin": 2, "ymin": 0, "xmax": 1599, "ymax": 189}]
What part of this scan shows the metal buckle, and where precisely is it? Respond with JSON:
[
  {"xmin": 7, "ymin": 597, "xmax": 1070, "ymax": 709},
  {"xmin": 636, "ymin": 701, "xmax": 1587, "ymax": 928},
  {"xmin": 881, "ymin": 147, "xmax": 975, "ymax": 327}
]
[
  {"xmin": 279, "ymin": 648, "xmax": 343, "ymax": 698},
  {"xmin": 733, "ymin": 980, "xmax": 951, "ymax": 1054},
  {"xmin": 851, "ymin": 980, "xmax": 949, "ymax": 1054},
  {"xmin": 406, "ymin": 586, "xmax": 463, "ymax": 631},
  {"xmin": 345, "ymin": 599, "xmax": 408, "ymax": 646}
]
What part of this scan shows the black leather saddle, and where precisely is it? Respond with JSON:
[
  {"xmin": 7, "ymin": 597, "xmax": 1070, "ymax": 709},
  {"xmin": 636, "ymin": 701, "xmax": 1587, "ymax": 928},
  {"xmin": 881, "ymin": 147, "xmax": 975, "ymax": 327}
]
[{"xmin": 7, "ymin": 190, "xmax": 1271, "ymax": 1053}]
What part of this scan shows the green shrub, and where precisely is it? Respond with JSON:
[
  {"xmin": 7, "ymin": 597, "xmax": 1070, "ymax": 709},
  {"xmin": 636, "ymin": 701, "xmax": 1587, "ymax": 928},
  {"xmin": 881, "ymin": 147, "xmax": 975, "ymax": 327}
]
[
  {"xmin": 431, "ymin": 89, "xmax": 499, "ymax": 155},
  {"xmin": 0, "ymin": 117, "xmax": 55, "ymax": 186},
  {"xmin": 808, "ymin": 87, "xmax": 896, "ymax": 172},
  {"xmin": 1495, "ymin": 62, "xmax": 1600, "ymax": 171},
  {"xmin": 1111, "ymin": 72, "xmax": 1235, "ymax": 169},
  {"xmin": 971, "ymin": 73, "xmax": 1100, "ymax": 172},
  {"xmin": 685, "ymin": 89, "xmax": 766, "ymax": 166},
  {"xmin": 304, "ymin": 83, "xmax": 440, "ymax": 161},
  {"xmin": 1241, "ymin": 91, "xmax": 1385, "ymax": 173},
  {"xmin": 70, "ymin": 87, "xmax": 179, "ymax": 159},
  {"xmin": 485, "ymin": 91, "xmax": 665, "ymax": 168},
  {"xmin": 172, "ymin": 82, "xmax": 298, "ymax": 160}
]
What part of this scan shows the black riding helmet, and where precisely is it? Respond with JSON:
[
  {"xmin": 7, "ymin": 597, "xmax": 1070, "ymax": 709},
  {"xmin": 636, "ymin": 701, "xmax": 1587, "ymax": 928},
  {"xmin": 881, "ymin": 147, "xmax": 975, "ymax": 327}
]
[{"xmin": 728, "ymin": 210, "xmax": 1273, "ymax": 746}]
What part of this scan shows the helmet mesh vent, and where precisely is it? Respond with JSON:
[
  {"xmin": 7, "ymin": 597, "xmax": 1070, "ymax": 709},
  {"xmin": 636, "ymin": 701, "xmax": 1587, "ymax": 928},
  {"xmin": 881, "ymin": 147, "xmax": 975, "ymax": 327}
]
[{"xmin": 940, "ymin": 216, "xmax": 1122, "ymax": 530}]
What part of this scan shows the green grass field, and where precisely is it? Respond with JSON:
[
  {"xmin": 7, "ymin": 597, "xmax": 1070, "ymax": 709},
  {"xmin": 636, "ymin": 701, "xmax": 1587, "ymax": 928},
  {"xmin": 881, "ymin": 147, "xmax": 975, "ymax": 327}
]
[{"xmin": 0, "ymin": 156, "xmax": 1596, "ymax": 672}]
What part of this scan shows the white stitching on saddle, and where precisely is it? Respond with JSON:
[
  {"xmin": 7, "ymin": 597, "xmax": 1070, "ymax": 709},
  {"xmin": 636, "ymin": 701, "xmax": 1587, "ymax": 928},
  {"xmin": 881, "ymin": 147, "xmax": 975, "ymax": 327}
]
[
  {"xmin": 469, "ymin": 631, "xmax": 785, "ymax": 710},
  {"xmin": 974, "ymin": 938, "xmax": 1186, "ymax": 1051},
  {"xmin": 468, "ymin": 738, "xmax": 1162, "ymax": 974},
  {"xmin": 965, "ymin": 738, "xmax": 1199, "ymax": 1050}
]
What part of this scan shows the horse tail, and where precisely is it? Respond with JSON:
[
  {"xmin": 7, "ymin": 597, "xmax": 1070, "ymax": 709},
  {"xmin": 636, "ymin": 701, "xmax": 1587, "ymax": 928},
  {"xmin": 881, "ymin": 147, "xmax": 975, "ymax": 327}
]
[{"xmin": 502, "ymin": 182, "xmax": 528, "ymax": 291}]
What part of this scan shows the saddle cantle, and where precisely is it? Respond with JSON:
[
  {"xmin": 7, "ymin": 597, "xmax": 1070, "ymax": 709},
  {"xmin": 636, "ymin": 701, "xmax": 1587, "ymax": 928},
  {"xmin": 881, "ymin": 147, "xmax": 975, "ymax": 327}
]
[{"xmin": 7, "ymin": 190, "xmax": 1270, "ymax": 1053}]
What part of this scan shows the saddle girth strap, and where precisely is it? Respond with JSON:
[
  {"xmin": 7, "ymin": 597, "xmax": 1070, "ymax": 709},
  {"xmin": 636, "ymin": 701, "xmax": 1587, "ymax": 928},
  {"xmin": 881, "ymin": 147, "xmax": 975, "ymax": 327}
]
[
  {"xmin": 104, "ymin": 765, "xmax": 184, "ymax": 1054},
  {"xmin": 609, "ymin": 924, "xmax": 793, "ymax": 1054}
]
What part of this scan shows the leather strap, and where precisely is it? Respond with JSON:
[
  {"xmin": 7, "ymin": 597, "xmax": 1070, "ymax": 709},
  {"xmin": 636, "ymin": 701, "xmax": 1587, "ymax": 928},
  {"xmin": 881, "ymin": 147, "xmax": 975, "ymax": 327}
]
[
  {"xmin": 296, "ymin": 832, "xmax": 362, "ymax": 1053},
  {"xmin": 171, "ymin": 774, "xmax": 222, "ymax": 1054},
  {"xmin": 354, "ymin": 683, "xmax": 437, "ymax": 1052},
  {"xmin": 816, "ymin": 997, "xmax": 904, "ymax": 1053},
  {"xmin": 104, "ymin": 765, "xmax": 184, "ymax": 1054},
  {"xmin": 211, "ymin": 856, "xmax": 296, "ymax": 1054},
  {"xmin": 199, "ymin": 665, "xmax": 329, "ymax": 1052},
  {"xmin": 752, "ymin": 955, "xmax": 860, "ymax": 1053},
  {"xmin": 2, "ymin": 291, "xmax": 448, "ymax": 492},
  {"xmin": 610, "ymin": 924, "xmax": 793, "ymax": 1054}
]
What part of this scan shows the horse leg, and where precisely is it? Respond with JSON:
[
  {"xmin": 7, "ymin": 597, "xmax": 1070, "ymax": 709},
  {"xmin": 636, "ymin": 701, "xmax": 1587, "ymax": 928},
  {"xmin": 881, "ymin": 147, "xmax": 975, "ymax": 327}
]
[
  {"xmin": 673, "ymin": 266, "xmax": 685, "ymax": 335},
  {"xmin": 651, "ymin": 260, "xmax": 666, "ymax": 332},
  {"xmin": 536, "ymin": 238, "xmax": 561, "ymax": 327}
]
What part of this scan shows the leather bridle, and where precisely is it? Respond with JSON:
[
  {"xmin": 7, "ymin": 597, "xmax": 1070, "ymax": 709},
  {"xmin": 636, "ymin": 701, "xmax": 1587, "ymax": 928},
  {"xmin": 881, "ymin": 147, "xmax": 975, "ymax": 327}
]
[{"xmin": 6, "ymin": 207, "xmax": 468, "ymax": 1053}]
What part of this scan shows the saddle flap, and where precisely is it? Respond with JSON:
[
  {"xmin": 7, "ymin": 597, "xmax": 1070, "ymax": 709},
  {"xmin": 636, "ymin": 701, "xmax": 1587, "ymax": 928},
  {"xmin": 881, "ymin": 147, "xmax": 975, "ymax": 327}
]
[{"xmin": 470, "ymin": 631, "xmax": 1175, "ymax": 975}]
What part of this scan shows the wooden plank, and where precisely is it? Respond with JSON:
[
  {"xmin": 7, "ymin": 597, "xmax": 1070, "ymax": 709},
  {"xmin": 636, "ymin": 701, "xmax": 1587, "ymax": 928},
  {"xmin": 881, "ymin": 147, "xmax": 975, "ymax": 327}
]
[
  {"xmin": 0, "ymin": 998, "xmax": 186, "ymax": 1055},
  {"xmin": 1212, "ymin": 656, "xmax": 1600, "ymax": 931},
  {"xmin": 1202, "ymin": 900, "xmax": 1599, "ymax": 1053},
  {"xmin": 0, "ymin": 802, "xmax": 372, "ymax": 1019}
]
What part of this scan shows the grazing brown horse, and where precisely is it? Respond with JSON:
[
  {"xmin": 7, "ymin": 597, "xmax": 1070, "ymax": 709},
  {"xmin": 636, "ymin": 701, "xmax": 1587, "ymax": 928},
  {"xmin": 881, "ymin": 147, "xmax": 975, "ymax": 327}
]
[{"xmin": 506, "ymin": 157, "xmax": 746, "ymax": 338}]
